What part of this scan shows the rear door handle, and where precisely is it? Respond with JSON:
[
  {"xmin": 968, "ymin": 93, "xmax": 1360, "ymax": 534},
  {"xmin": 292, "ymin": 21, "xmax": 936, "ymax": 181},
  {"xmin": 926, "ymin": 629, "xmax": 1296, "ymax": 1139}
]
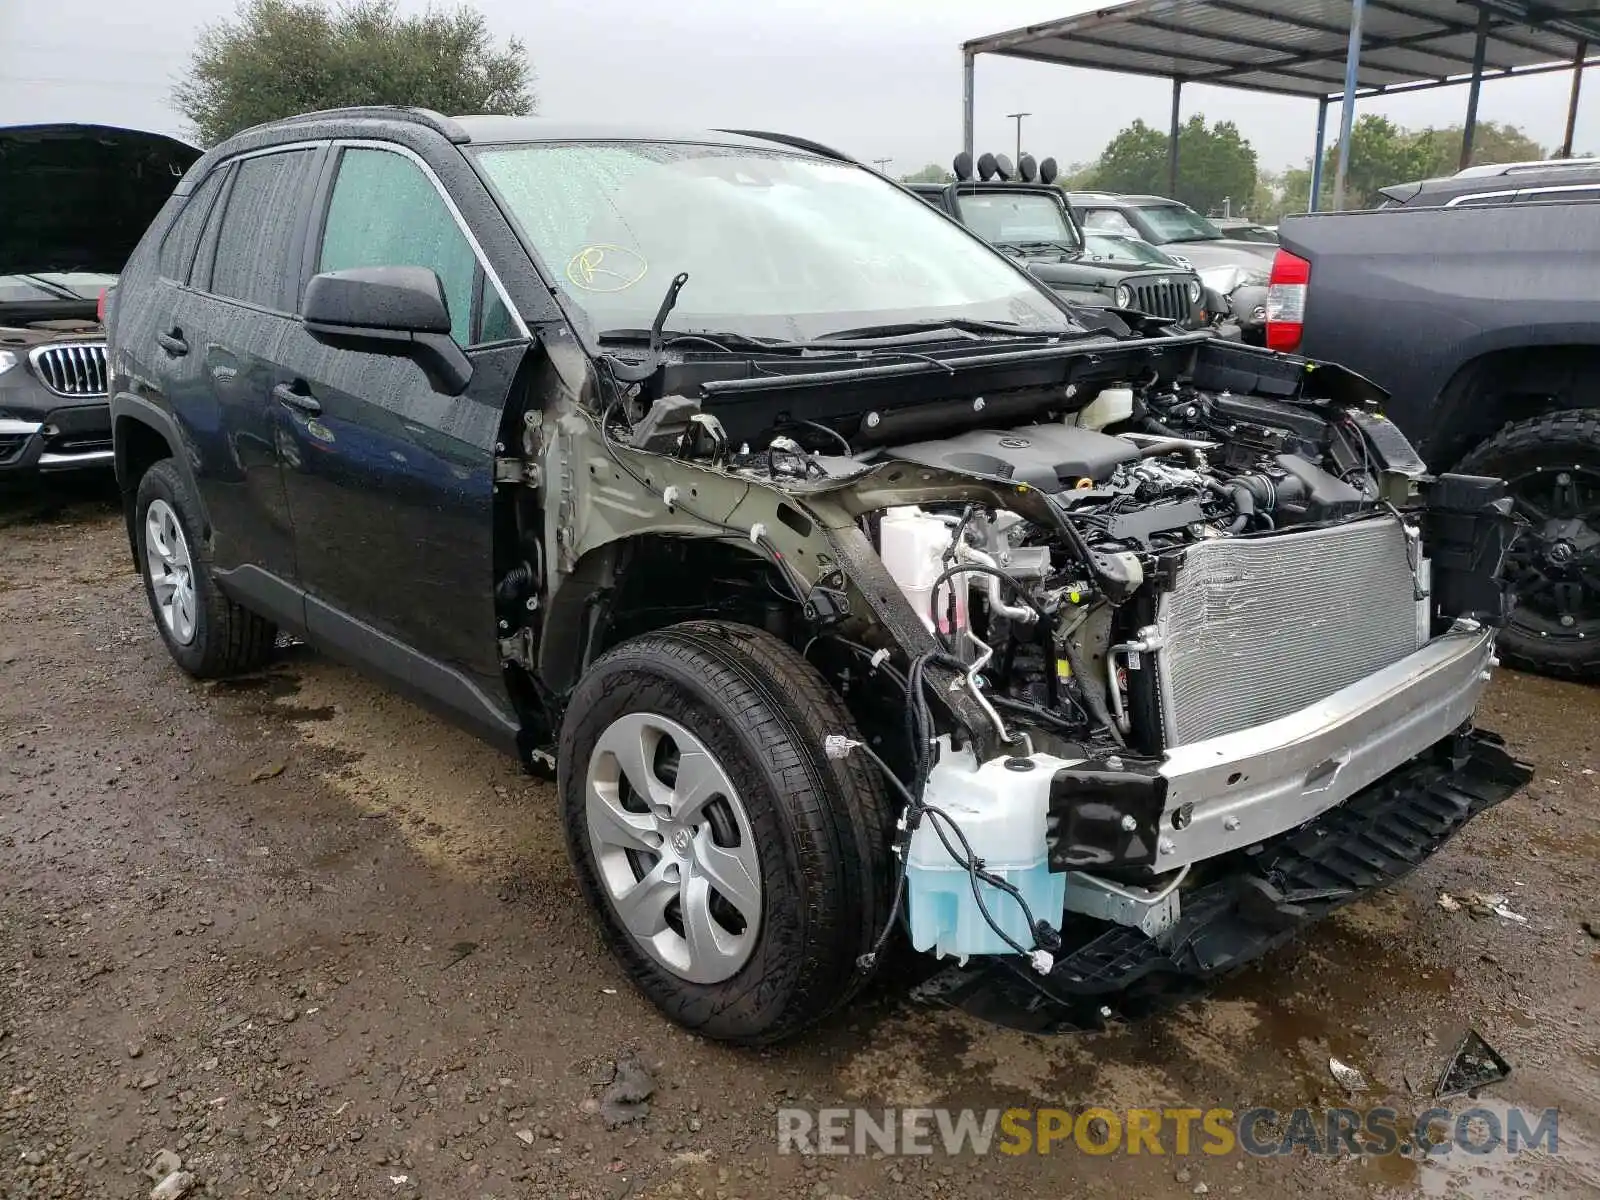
[
  {"xmin": 273, "ymin": 381, "xmax": 322, "ymax": 416},
  {"xmin": 156, "ymin": 329, "xmax": 188, "ymax": 357}
]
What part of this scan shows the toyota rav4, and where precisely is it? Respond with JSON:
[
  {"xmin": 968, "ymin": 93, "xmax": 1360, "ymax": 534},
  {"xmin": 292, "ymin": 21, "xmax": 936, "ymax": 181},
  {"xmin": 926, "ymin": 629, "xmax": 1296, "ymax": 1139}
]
[{"xmin": 108, "ymin": 107, "xmax": 1529, "ymax": 1044}]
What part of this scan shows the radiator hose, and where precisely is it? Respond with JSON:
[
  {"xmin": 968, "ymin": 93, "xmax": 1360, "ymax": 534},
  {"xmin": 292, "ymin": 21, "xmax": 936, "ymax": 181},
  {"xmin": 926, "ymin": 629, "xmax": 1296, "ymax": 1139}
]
[
  {"xmin": 1204, "ymin": 478, "xmax": 1257, "ymax": 533},
  {"xmin": 1214, "ymin": 472, "xmax": 1312, "ymax": 533}
]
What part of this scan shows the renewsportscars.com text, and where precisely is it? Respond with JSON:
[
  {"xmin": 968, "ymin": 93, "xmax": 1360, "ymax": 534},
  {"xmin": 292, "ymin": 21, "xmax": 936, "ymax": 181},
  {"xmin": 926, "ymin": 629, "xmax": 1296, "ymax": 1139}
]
[{"xmin": 776, "ymin": 1106, "xmax": 1560, "ymax": 1158}]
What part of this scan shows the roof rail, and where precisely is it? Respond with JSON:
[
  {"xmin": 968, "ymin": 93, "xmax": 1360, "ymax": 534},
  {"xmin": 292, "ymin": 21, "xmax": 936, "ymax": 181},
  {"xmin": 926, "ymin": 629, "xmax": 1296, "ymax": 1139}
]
[
  {"xmin": 239, "ymin": 106, "xmax": 469, "ymax": 143},
  {"xmin": 1453, "ymin": 156, "xmax": 1600, "ymax": 180},
  {"xmin": 716, "ymin": 129, "xmax": 854, "ymax": 164}
]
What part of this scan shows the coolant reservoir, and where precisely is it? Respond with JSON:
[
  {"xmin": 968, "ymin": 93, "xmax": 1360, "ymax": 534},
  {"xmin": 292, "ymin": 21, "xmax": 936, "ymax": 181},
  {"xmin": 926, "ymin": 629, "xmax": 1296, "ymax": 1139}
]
[
  {"xmin": 878, "ymin": 506, "xmax": 968, "ymax": 636},
  {"xmin": 907, "ymin": 740, "xmax": 1080, "ymax": 959},
  {"xmin": 1077, "ymin": 385, "xmax": 1134, "ymax": 432}
]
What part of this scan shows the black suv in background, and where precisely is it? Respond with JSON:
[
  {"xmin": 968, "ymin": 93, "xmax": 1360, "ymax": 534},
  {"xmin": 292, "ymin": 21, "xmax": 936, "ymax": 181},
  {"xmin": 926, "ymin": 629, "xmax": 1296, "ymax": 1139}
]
[
  {"xmin": 1376, "ymin": 157, "xmax": 1600, "ymax": 208},
  {"xmin": 1, "ymin": 124, "xmax": 198, "ymax": 480},
  {"xmin": 108, "ymin": 107, "xmax": 1524, "ymax": 1045}
]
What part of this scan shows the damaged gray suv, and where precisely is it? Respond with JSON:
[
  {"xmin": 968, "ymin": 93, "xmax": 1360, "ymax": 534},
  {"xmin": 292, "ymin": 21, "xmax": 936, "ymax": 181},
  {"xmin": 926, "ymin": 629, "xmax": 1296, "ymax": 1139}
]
[{"xmin": 108, "ymin": 107, "xmax": 1530, "ymax": 1043}]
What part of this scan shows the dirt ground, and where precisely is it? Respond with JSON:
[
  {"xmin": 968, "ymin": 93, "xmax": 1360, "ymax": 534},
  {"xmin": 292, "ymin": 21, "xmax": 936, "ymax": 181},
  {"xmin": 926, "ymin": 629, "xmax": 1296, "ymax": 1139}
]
[{"xmin": 1, "ymin": 480, "xmax": 1597, "ymax": 1200}]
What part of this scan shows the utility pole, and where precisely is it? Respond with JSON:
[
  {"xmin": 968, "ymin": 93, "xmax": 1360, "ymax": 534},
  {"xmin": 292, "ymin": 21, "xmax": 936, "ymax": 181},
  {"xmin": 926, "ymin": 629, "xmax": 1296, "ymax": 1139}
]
[
  {"xmin": 1006, "ymin": 112, "xmax": 1030, "ymax": 164},
  {"xmin": 872, "ymin": 157, "xmax": 893, "ymax": 174}
]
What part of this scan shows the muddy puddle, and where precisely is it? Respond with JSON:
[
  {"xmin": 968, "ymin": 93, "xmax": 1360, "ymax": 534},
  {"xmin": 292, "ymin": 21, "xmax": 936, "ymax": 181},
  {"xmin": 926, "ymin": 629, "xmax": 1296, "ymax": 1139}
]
[{"xmin": 204, "ymin": 634, "xmax": 1600, "ymax": 1199}]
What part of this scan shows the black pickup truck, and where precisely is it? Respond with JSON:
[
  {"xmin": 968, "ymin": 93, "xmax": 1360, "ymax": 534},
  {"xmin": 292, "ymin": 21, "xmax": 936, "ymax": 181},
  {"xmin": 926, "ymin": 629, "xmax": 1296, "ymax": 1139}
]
[{"xmin": 1271, "ymin": 199, "xmax": 1600, "ymax": 680}]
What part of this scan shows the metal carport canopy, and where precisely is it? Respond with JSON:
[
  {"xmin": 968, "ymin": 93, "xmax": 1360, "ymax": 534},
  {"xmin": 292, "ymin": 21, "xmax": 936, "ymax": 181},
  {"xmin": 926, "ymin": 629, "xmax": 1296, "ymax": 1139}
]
[{"xmin": 962, "ymin": 0, "xmax": 1600, "ymax": 210}]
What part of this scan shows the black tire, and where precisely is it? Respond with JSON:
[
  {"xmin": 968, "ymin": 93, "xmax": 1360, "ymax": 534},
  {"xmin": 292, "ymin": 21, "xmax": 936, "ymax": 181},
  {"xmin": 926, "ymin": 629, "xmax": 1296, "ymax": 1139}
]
[
  {"xmin": 1458, "ymin": 409, "xmax": 1600, "ymax": 681},
  {"xmin": 558, "ymin": 621, "xmax": 893, "ymax": 1044},
  {"xmin": 134, "ymin": 458, "xmax": 277, "ymax": 679}
]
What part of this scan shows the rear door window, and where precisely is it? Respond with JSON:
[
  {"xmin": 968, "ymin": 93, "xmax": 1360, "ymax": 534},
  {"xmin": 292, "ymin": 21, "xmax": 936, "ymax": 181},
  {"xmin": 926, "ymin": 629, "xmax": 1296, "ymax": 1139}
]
[
  {"xmin": 317, "ymin": 147, "xmax": 477, "ymax": 345},
  {"xmin": 208, "ymin": 149, "xmax": 317, "ymax": 309}
]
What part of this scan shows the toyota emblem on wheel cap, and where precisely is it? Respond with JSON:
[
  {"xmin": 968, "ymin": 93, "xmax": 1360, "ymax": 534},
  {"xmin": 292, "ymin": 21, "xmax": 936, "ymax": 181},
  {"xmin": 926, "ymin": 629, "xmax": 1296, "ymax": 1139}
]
[{"xmin": 999, "ymin": 436, "xmax": 1031, "ymax": 449}]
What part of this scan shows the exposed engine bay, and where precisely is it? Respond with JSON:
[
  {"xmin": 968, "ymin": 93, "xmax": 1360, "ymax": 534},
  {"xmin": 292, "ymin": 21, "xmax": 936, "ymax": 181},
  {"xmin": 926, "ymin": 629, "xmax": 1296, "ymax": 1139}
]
[
  {"xmin": 849, "ymin": 382, "xmax": 1420, "ymax": 756},
  {"xmin": 507, "ymin": 330, "xmax": 1524, "ymax": 992}
]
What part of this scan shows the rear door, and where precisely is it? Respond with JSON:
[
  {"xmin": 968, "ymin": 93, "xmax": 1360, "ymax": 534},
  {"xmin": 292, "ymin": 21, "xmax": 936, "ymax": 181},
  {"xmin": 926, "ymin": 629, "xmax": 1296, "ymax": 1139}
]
[
  {"xmin": 274, "ymin": 141, "xmax": 528, "ymax": 722},
  {"xmin": 171, "ymin": 144, "xmax": 326, "ymax": 618},
  {"xmin": 112, "ymin": 164, "xmax": 230, "ymax": 476}
]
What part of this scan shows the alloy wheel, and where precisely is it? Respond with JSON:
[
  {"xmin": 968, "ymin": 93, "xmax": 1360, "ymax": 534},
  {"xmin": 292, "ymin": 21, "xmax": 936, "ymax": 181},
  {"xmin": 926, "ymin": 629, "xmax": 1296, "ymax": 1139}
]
[
  {"xmin": 144, "ymin": 498, "xmax": 198, "ymax": 646},
  {"xmin": 584, "ymin": 713, "xmax": 763, "ymax": 984},
  {"xmin": 1505, "ymin": 465, "xmax": 1600, "ymax": 639}
]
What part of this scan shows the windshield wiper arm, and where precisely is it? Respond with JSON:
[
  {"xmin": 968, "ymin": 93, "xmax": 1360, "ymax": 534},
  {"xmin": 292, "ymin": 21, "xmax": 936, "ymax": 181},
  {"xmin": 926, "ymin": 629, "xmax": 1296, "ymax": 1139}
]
[
  {"xmin": 15, "ymin": 273, "xmax": 87, "ymax": 303},
  {"xmin": 600, "ymin": 271, "xmax": 690, "ymax": 383},
  {"xmin": 1010, "ymin": 239, "xmax": 1082, "ymax": 256},
  {"xmin": 816, "ymin": 318, "xmax": 1036, "ymax": 341},
  {"xmin": 598, "ymin": 327, "xmax": 796, "ymax": 354}
]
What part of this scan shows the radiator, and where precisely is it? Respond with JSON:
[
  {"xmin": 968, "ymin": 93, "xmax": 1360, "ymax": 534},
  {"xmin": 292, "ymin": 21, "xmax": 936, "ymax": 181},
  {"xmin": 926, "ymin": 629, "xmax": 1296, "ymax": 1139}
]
[{"xmin": 1153, "ymin": 517, "xmax": 1426, "ymax": 746}]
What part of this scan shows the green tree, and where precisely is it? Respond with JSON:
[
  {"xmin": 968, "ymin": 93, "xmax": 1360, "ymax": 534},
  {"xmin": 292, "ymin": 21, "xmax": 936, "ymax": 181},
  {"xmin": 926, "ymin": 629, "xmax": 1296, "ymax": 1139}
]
[
  {"xmin": 1058, "ymin": 160, "xmax": 1099, "ymax": 190},
  {"xmin": 175, "ymin": 0, "xmax": 535, "ymax": 146},
  {"xmin": 1323, "ymin": 115, "xmax": 1429, "ymax": 210},
  {"xmin": 1251, "ymin": 169, "xmax": 1281, "ymax": 219},
  {"xmin": 901, "ymin": 163, "xmax": 954, "ymax": 184},
  {"xmin": 1092, "ymin": 119, "xmax": 1166, "ymax": 194},
  {"xmin": 1278, "ymin": 116, "xmax": 1549, "ymax": 213},
  {"xmin": 1274, "ymin": 166, "xmax": 1313, "ymax": 222},
  {"xmin": 1092, "ymin": 115, "xmax": 1258, "ymax": 215},
  {"xmin": 1409, "ymin": 121, "xmax": 1545, "ymax": 175}
]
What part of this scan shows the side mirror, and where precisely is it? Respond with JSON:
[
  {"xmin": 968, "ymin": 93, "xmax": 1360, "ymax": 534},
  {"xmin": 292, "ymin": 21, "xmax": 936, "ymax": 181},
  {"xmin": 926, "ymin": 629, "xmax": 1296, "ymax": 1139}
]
[{"xmin": 302, "ymin": 265, "xmax": 473, "ymax": 396}]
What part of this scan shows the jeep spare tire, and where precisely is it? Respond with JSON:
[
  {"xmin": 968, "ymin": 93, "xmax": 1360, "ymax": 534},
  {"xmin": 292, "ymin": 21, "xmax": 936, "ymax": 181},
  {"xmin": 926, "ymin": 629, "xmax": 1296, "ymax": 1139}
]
[{"xmin": 558, "ymin": 621, "xmax": 893, "ymax": 1044}]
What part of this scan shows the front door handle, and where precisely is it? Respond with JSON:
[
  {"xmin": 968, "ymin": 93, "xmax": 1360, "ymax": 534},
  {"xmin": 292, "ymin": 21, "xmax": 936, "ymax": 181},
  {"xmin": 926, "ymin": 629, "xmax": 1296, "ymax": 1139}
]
[
  {"xmin": 156, "ymin": 328, "xmax": 188, "ymax": 357},
  {"xmin": 273, "ymin": 381, "xmax": 322, "ymax": 416}
]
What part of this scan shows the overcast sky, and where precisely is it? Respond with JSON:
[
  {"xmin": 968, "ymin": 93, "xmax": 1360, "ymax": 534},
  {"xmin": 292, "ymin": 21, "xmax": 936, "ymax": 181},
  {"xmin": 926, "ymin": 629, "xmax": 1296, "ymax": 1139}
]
[{"xmin": 4, "ymin": 0, "xmax": 1599, "ymax": 174}]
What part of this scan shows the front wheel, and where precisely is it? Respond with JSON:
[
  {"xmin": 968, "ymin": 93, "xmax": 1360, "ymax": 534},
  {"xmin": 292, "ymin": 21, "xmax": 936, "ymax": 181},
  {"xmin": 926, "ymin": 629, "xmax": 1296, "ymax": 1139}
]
[
  {"xmin": 1459, "ymin": 410, "xmax": 1600, "ymax": 681},
  {"xmin": 558, "ymin": 621, "xmax": 893, "ymax": 1044}
]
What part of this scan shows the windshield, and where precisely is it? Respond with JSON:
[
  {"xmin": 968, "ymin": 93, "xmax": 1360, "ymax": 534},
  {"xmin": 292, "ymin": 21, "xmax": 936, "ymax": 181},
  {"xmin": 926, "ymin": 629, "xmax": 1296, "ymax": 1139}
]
[
  {"xmin": 471, "ymin": 141, "xmax": 1075, "ymax": 342},
  {"xmin": 953, "ymin": 191, "xmax": 1080, "ymax": 249},
  {"xmin": 0, "ymin": 272, "xmax": 117, "ymax": 305},
  {"xmin": 1138, "ymin": 204, "xmax": 1223, "ymax": 244},
  {"xmin": 1082, "ymin": 232, "xmax": 1181, "ymax": 267}
]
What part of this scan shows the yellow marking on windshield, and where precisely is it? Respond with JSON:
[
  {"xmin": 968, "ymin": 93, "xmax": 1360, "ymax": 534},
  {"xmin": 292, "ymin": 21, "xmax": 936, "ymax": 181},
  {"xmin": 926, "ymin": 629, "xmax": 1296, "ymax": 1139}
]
[{"xmin": 565, "ymin": 244, "xmax": 648, "ymax": 292}]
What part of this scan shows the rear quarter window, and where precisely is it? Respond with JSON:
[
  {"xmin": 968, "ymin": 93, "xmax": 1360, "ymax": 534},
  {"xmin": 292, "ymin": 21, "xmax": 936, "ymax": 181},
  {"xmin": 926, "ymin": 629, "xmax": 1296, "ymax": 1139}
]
[{"xmin": 158, "ymin": 171, "xmax": 227, "ymax": 283}]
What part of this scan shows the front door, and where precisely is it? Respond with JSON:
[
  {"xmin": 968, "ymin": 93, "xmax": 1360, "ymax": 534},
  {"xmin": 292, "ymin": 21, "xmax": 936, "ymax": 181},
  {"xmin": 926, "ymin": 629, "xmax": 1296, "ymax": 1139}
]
[{"xmin": 274, "ymin": 143, "xmax": 528, "ymax": 714}]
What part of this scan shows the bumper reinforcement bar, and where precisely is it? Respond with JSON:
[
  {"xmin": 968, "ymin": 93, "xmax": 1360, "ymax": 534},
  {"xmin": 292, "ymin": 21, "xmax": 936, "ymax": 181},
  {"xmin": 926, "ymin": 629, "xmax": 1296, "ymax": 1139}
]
[{"xmin": 910, "ymin": 728, "xmax": 1531, "ymax": 1034}]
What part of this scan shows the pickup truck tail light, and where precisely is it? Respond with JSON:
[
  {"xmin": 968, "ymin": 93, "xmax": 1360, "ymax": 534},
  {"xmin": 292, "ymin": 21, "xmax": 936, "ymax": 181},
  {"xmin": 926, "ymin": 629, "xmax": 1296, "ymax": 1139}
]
[
  {"xmin": 96, "ymin": 288, "xmax": 109, "ymax": 323},
  {"xmin": 1265, "ymin": 250, "xmax": 1310, "ymax": 351}
]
